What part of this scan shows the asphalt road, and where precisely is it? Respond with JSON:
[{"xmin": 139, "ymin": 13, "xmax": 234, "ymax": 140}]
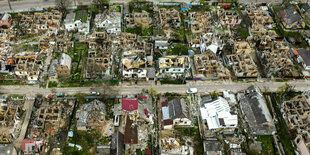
[
  {"xmin": 0, "ymin": 0, "xmax": 193, "ymax": 12},
  {"xmin": 1, "ymin": 80, "xmax": 310, "ymax": 96}
]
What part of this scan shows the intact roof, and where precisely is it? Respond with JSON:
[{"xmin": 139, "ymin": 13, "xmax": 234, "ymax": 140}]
[
  {"xmin": 147, "ymin": 68, "xmax": 156, "ymax": 78},
  {"xmin": 167, "ymin": 98, "xmax": 188, "ymax": 119},
  {"xmin": 298, "ymin": 49, "xmax": 310, "ymax": 66},
  {"xmin": 65, "ymin": 13, "xmax": 75, "ymax": 23},
  {"xmin": 110, "ymin": 131, "xmax": 124, "ymax": 155},
  {"xmin": 163, "ymin": 119, "xmax": 173, "ymax": 125},
  {"xmin": 282, "ymin": 5, "xmax": 301, "ymax": 25},
  {"xmin": 59, "ymin": 53, "xmax": 72, "ymax": 69},
  {"xmin": 124, "ymin": 116, "xmax": 138, "ymax": 144},
  {"xmin": 239, "ymin": 86, "xmax": 275, "ymax": 135},
  {"xmin": 122, "ymin": 98, "xmax": 138, "ymax": 111},
  {"xmin": 301, "ymin": 3, "xmax": 310, "ymax": 12}
]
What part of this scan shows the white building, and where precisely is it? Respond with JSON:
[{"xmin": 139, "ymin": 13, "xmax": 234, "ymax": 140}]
[
  {"xmin": 200, "ymin": 97, "xmax": 238, "ymax": 130},
  {"xmin": 64, "ymin": 13, "xmax": 90, "ymax": 34},
  {"xmin": 95, "ymin": 12, "xmax": 121, "ymax": 34}
]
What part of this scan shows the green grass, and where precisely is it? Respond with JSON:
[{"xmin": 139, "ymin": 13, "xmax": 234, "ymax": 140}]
[
  {"xmin": 0, "ymin": 80, "xmax": 28, "ymax": 85},
  {"xmin": 236, "ymin": 26, "xmax": 249, "ymax": 39},
  {"xmin": 75, "ymin": 10, "xmax": 88, "ymax": 23},
  {"xmin": 48, "ymin": 81, "xmax": 58, "ymax": 88},
  {"xmin": 65, "ymin": 129, "xmax": 109, "ymax": 154},
  {"xmin": 269, "ymin": 93, "xmax": 296, "ymax": 155},
  {"xmin": 67, "ymin": 43, "xmax": 88, "ymax": 81},
  {"xmin": 167, "ymin": 43, "xmax": 188, "ymax": 55},
  {"xmin": 275, "ymin": 78, "xmax": 291, "ymax": 82},
  {"xmin": 129, "ymin": 1, "xmax": 153, "ymax": 13},
  {"xmin": 160, "ymin": 78, "xmax": 185, "ymax": 85},
  {"xmin": 256, "ymin": 135, "xmax": 275, "ymax": 155},
  {"xmin": 189, "ymin": 5, "xmax": 210, "ymax": 12}
]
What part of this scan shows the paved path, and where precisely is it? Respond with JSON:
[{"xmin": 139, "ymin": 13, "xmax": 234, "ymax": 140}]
[
  {"xmin": 1, "ymin": 80, "xmax": 310, "ymax": 96},
  {"xmin": 13, "ymin": 100, "xmax": 34, "ymax": 151}
]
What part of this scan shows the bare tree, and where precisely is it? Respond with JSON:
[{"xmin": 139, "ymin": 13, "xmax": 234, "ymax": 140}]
[
  {"xmin": 55, "ymin": 0, "xmax": 71, "ymax": 15},
  {"xmin": 7, "ymin": 0, "xmax": 12, "ymax": 10},
  {"xmin": 92, "ymin": 0, "xmax": 109, "ymax": 12}
]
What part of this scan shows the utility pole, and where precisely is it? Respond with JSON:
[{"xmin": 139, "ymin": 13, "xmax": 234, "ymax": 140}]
[{"xmin": 7, "ymin": 0, "xmax": 12, "ymax": 10}]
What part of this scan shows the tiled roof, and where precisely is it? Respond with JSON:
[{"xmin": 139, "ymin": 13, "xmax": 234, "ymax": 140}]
[{"xmin": 122, "ymin": 98, "xmax": 138, "ymax": 111}]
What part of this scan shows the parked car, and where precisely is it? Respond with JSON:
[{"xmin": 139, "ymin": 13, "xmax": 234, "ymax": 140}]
[
  {"xmin": 114, "ymin": 115, "xmax": 119, "ymax": 127},
  {"xmin": 90, "ymin": 91, "xmax": 100, "ymax": 96},
  {"xmin": 57, "ymin": 92, "xmax": 64, "ymax": 97},
  {"xmin": 186, "ymin": 88, "xmax": 198, "ymax": 94}
]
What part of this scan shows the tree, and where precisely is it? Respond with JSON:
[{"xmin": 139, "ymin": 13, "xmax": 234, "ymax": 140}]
[
  {"xmin": 92, "ymin": 0, "xmax": 109, "ymax": 12},
  {"xmin": 7, "ymin": 0, "xmax": 12, "ymax": 10},
  {"xmin": 148, "ymin": 87, "xmax": 158, "ymax": 97},
  {"xmin": 276, "ymin": 83, "xmax": 294, "ymax": 97},
  {"xmin": 55, "ymin": 0, "xmax": 71, "ymax": 15}
]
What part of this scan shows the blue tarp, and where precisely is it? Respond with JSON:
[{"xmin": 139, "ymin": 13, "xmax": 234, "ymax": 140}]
[{"xmin": 181, "ymin": 8, "xmax": 187, "ymax": 11}]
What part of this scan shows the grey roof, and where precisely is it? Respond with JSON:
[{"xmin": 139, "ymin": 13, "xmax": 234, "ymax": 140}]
[
  {"xmin": 282, "ymin": 6, "xmax": 302, "ymax": 25},
  {"xmin": 147, "ymin": 67, "xmax": 156, "ymax": 78},
  {"xmin": 64, "ymin": 13, "xmax": 75, "ymax": 23},
  {"xmin": 110, "ymin": 131, "xmax": 124, "ymax": 155},
  {"xmin": 301, "ymin": 3, "xmax": 310, "ymax": 13},
  {"xmin": 48, "ymin": 59, "xmax": 58, "ymax": 76},
  {"xmin": 203, "ymin": 141, "xmax": 223, "ymax": 153},
  {"xmin": 238, "ymin": 86, "xmax": 276, "ymax": 135},
  {"xmin": 298, "ymin": 49, "xmax": 310, "ymax": 66},
  {"xmin": 167, "ymin": 98, "xmax": 188, "ymax": 119}
]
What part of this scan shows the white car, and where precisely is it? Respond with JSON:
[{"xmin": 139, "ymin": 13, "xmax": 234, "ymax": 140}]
[
  {"xmin": 90, "ymin": 91, "xmax": 100, "ymax": 96},
  {"xmin": 186, "ymin": 88, "xmax": 198, "ymax": 94}
]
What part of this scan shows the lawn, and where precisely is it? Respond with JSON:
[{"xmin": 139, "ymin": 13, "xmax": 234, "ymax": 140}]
[
  {"xmin": 64, "ymin": 129, "xmax": 110, "ymax": 154},
  {"xmin": 75, "ymin": 10, "xmax": 88, "ymax": 23},
  {"xmin": 67, "ymin": 43, "xmax": 88, "ymax": 81},
  {"xmin": 269, "ymin": 93, "xmax": 296, "ymax": 155},
  {"xmin": 256, "ymin": 135, "xmax": 275, "ymax": 155},
  {"xmin": 125, "ymin": 26, "xmax": 153, "ymax": 36},
  {"xmin": 167, "ymin": 43, "xmax": 189, "ymax": 55}
]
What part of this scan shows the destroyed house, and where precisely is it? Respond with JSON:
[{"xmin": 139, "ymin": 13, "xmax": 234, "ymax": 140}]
[
  {"xmin": 14, "ymin": 55, "xmax": 42, "ymax": 81},
  {"xmin": 237, "ymin": 86, "xmax": 276, "ymax": 135},
  {"xmin": 158, "ymin": 55, "xmax": 191, "ymax": 79},
  {"xmin": 194, "ymin": 51, "xmax": 230, "ymax": 78},
  {"xmin": 0, "ymin": 99, "xmax": 24, "ymax": 141},
  {"xmin": 283, "ymin": 95, "xmax": 310, "ymax": 155},
  {"xmin": 189, "ymin": 12, "xmax": 212, "ymax": 35},
  {"xmin": 217, "ymin": 9, "xmax": 242, "ymax": 27},
  {"xmin": 122, "ymin": 53, "xmax": 147, "ymax": 80},
  {"xmin": 19, "ymin": 10, "xmax": 62, "ymax": 33},
  {"xmin": 0, "ymin": 13, "xmax": 13, "ymax": 28},
  {"xmin": 259, "ymin": 41, "xmax": 296, "ymax": 77},
  {"xmin": 159, "ymin": 8, "xmax": 181, "ymax": 30},
  {"xmin": 226, "ymin": 42, "xmax": 258, "ymax": 78},
  {"xmin": 76, "ymin": 99, "xmax": 106, "ymax": 131},
  {"xmin": 85, "ymin": 51, "xmax": 111, "ymax": 79},
  {"xmin": 125, "ymin": 11, "xmax": 152, "ymax": 28},
  {"xmin": 161, "ymin": 98, "xmax": 191, "ymax": 129}
]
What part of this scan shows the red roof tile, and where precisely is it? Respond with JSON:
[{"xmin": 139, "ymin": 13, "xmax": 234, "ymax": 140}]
[
  {"xmin": 122, "ymin": 98, "xmax": 138, "ymax": 111},
  {"xmin": 22, "ymin": 139, "xmax": 36, "ymax": 151}
]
